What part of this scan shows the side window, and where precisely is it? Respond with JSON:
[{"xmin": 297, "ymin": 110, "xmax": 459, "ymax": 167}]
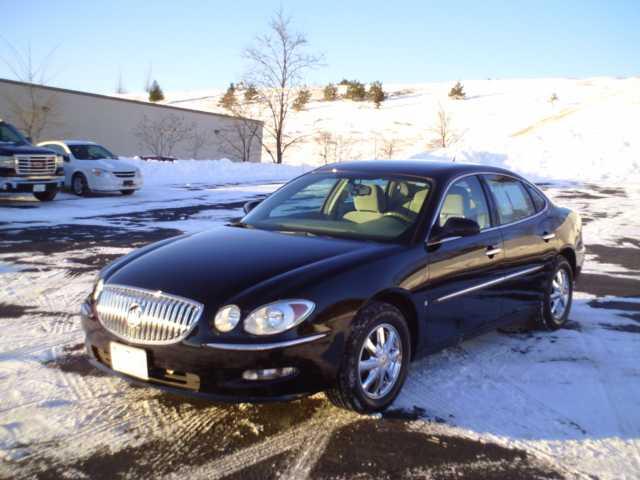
[
  {"xmin": 525, "ymin": 184, "xmax": 547, "ymax": 212},
  {"xmin": 439, "ymin": 176, "xmax": 491, "ymax": 230},
  {"xmin": 485, "ymin": 176, "xmax": 536, "ymax": 225},
  {"xmin": 269, "ymin": 178, "xmax": 338, "ymax": 218}
]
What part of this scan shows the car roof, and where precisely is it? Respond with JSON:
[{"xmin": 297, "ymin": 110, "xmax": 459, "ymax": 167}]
[
  {"xmin": 39, "ymin": 139, "xmax": 99, "ymax": 146},
  {"xmin": 315, "ymin": 160, "xmax": 519, "ymax": 183}
]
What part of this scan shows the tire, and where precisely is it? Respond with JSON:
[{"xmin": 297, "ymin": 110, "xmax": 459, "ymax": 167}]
[
  {"xmin": 72, "ymin": 173, "xmax": 90, "ymax": 196},
  {"xmin": 537, "ymin": 257, "xmax": 574, "ymax": 330},
  {"xmin": 33, "ymin": 189, "xmax": 58, "ymax": 201},
  {"xmin": 326, "ymin": 301, "xmax": 411, "ymax": 413},
  {"xmin": 121, "ymin": 190, "xmax": 135, "ymax": 196}
]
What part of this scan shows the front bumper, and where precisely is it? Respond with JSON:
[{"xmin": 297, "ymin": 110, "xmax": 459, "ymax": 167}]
[
  {"xmin": 88, "ymin": 173, "xmax": 143, "ymax": 192},
  {"xmin": 81, "ymin": 301, "xmax": 338, "ymax": 402},
  {"xmin": 0, "ymin": 176, "xmax": 64, "ymax": 193}
]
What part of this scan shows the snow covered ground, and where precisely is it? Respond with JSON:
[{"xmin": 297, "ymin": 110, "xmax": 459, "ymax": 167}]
[
  {"xmin": 1, "ymin": 173, "xmax": 639, "ymax": 478},
  {"xmin": 135, "ymin": 77, "xmax": 640, "ymax": 185}
]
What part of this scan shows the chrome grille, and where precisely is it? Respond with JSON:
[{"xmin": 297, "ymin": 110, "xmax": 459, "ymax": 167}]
[
  {"xmin": 113, "ymin": 171, "xmax": 136, "ymax": 178},
  {"xmin": 96, "ymin": 284, "xmax": 203, "ymax": 345},
  {"xmin": 15, "ymin": 155, "xmax": 57, "ymax": 176}
]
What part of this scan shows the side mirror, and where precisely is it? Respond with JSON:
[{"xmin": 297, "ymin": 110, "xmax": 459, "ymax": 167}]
[
  {"xmin": 63, "ymin": 155, "xmax": 70, "ymax": 162},
  {"xmin": 243, "ymin": 199, "xmax": 262, "ymax": 214},
  {"xmin": 428, "ymin": 217, "xmax": 480, "ymax": 245}
]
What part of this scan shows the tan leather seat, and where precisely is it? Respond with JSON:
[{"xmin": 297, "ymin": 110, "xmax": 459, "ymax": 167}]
[
  {"xmin": 343, "ymin": 185, "xmax": 386, "ymax": 223},
  {"xmin": 407, "ymin": 188, "xmax": 428, "ymax": 214}
]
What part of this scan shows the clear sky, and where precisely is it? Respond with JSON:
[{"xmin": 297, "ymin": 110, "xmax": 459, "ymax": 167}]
[{"xmin": 3, "ymin": 0, "xmax": 639, "ymax": 95}]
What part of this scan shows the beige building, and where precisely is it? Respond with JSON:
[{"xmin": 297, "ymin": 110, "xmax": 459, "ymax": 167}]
[{"xmin": 0, "ymin": 78, "xmax": 263, "ymax": 162}]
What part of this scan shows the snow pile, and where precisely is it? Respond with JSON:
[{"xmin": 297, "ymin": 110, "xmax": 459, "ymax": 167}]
[{"xmin": 125, "ymin": 157, "xmax": 312, "ymax": 187}]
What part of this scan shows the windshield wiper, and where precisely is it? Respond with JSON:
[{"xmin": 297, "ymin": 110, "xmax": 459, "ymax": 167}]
[
  {"xmin": 228, "ymin": 220, "xmax": 254, "ymax": 229},
  {"xmin": 277, "ymin": 229, "xmax": 317, "ymax": 237}
]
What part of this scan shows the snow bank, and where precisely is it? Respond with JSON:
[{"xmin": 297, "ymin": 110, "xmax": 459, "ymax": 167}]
[{"xmin": 124, "ymin": 157, "xmax": 312, "ymax": 187}]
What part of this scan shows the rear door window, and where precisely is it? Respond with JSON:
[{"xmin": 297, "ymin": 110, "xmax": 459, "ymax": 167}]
[
  {"xmin": 439, "ymin": 175, "xmax": 491, "ymax": 230},
  {"xmin": 525, "ymin": 184, "xmax": 547, "ymax": 212},
  {"xmin": 484, "ymin": 175, "xmax": 536, "ymax": 225}
]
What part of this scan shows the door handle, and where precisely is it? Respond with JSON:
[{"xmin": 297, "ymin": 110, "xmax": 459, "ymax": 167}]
[
  {"xmin": 485, "ymin": 246, "xmax": 502, "ymax": 257},
  {"xmin": 541, "ymin": 232, "xmax": 555, "ymax": 242}
]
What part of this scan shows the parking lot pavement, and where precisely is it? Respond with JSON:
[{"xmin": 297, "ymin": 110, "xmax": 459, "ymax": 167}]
[{"xmin": 0, "ymin": 182, "xmax": 639, "ymax": 479}]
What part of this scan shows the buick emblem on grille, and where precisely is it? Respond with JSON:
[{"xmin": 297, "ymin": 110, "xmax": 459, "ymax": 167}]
[{"xmin": 126, "ymin": 303, "xmax": 144, "ymax": 328}]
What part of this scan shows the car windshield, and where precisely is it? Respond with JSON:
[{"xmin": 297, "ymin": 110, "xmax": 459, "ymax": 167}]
[
  {"xmin": 0, "ymin": 123, "xmax": 28, "ymax": 145},
  {"xmin": 69, "ymin": 144, "xmax": 117, "ymax": 160},
  {"xmin": 242, "ymin": 172, "xmax": 432, "ymax": 242}
]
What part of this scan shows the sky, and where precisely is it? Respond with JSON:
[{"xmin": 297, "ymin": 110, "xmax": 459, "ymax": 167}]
[{"xmin": 2, "ymin": 0, "xmax": 639, "ymax": 95}]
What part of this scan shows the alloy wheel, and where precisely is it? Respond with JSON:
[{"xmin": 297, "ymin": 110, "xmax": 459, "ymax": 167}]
[
  {"xmin": 358, "ymin": 323, "xmax": 403, "ymax": 400},
  {"xmin": 550, "ymin": 268, "xmax": 570, "ymax": 321}
]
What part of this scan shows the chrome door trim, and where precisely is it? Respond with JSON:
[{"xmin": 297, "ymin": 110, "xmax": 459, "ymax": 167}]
[
  {"xmin": 435, "ymin": 265, "xmax": 544, "ymax": 303},
  {"xmin": 205, "ymin": 333, "xmax": 327, "ymax": 351},
  {"xmin": 542, "ymin": 233, "xmax": 556, "ymax": 241},
  {"xmin": 426, "ymin": 171, "xmax": 550, "ymax": 242}
]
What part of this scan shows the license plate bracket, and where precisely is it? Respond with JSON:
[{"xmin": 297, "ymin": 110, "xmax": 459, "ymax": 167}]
[
  {"xmin": 110, "ymin": 342, "xmax": 149, "ymax": 380},
  {"xmin": 33, "ymin": 184, "xmax": 46, "ymax": 192}
]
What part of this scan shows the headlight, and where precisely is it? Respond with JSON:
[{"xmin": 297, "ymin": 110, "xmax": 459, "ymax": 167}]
[
  {"xmin": 0, "ymin": 155, "xmax": 15, "ymax": 168},
  {"xmin": 244, "ymin": 300, "xmax": 315, "ymax": 335},
  {"xmin": 92, "ymin": 278, "xmax": 104, "ymax": 302},
  {"xmin": 91, "ymin": 168, "xmax": 105, "ymax": 176},
  {"xmin": 213, "ymin": 305, "xmax": 241, "ymax": 332}
]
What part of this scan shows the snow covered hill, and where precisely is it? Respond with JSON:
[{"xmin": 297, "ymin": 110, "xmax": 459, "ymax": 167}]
[{"xmin": 135, "ymin": 77, "xmax": 640, "ymax": 185}]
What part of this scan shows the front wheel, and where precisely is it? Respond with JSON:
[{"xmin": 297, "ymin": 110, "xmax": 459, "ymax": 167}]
[
  {"xmin": 120, "ymin": 190, "xmax": 135, "ymax": 196},
  {"xmin": 538, "ymin": 257, "xmax": 574, "ymax": 330},
  {"xmin": 326, "ymin": 301, "xmax": 411, "ymax": 413},
  {"xmin": 34, "ymin": 189, "xmax": 58, "ymax": 201},
  {"xmin": 72, "ymin": 173, "xmax": 90, "ymax": 196}
]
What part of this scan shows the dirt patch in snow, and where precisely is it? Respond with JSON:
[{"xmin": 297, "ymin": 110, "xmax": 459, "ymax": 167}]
[
  {"xmin": 576, "ymin": 273, "xmax": 640, "ymax": 297},
  {"xmin": 588, "ymin": 244, "xmax": 640, "ymax": 271}
]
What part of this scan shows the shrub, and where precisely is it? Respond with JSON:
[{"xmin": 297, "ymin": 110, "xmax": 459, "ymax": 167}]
[
  {"xmin": 448, "ymin": 81, "xmax": 466, "ymax": 100},
  {"xmin": 368, "ymin": 81, "xmax": 386, "ymax": 108},
  {"xmin": 323, "ymin": 83, "xmax": 338, "ymax": 101},
  {"xmin": 345, "ymin": 81, "xmax": 366, "ymax": 101},
  {"xmin": 148, "ymin": 80, "xmax": 164, "ymax": 102},
  {"xmin": 293, "ymin": 87, "xmax": 312, "ymax": 111},
  {"xmin": 219, "ymin": 83, "xmax": 237, "ymax": 110}
]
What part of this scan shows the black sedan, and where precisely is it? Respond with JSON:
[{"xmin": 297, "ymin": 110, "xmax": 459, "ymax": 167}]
[{"xmin": 81, "ymin": 161, "xmax": 585, "ymax": 413}]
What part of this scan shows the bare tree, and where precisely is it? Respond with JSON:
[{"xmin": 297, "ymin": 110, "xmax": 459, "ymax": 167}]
[
  {"xmin": 380, "ymin": 137, "xmax": 398, "ymax": 159},
  {"xmin": 218, "ymin": 104, "xmax": 262, "ymax": 162},
  {"xmin": 189, "ymin": 129, "xmax": 212, "ymax": 159},
  {"xmin": 0, "ymin": 40, "xmax": 61, "ymax": 141},
  {"xmin": 428, "ymin": 104, "xmax": 462, "ymax": 149},
  {"xmin": 243, "ymin": 9, "xmax": 322, "ymax": 163},
  {"xmin": 315, "ymin": 131, "xmax": 336, "ymax": 164},
  {"xmin": 134, "ymin": 114, "xmax": 194, "ymax": 157},
  {"xmin": 116, "ymin": 68, "xmax": 127, "ymax": 94},
  {"xmin": 143, "ymin": 62, "xmax": 153, "ymax": 93}
]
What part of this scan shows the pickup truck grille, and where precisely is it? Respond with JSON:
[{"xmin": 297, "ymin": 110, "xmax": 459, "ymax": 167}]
[
  {"xmin": 15, "ymin": 155, "xmax": 57, "ymax": 176},
  {"xmin": 113, "ymin": 171, "xmax": 136, "ymax": 178},
  {"xmin": 96, "ymin": 284, "xmax": 203, "ymax": 345}
]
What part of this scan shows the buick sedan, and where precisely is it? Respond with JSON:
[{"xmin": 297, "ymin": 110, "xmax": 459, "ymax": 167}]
[{"xmin": 81, "ymin": 161, "xmax": 585, "ymax": 413}]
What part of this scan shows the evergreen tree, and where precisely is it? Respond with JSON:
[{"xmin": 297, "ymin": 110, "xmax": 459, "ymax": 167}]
[
  {"xmin": 219, "ymin": 83, "xmax": 237, "ymax": 110},
  {"xmin": 148, "ymin": 80, "xmax": 164, "ymax": 102},
  {"xmin": 338, "ymin": 78, "xmax": 351, "ymax": 85},
  {"xmin": 293, "ymin": 87, "xmax": 312, "ymax": 111},
  {"xmin": 323, "ymin": 83, "xmax": 338, "ymax": 101},
  {"xmin": 368, "ymin": 81, "xmax": 386, "ymax": 108},
  {"xmin": 244, "ymin": 84, "xmax": 259, "ymax": 102},
  {"xmin": 345, "ymin": 81, "xmax": 366, "ymax": 101},
  {"xmin": 448, "ymin": 81, "xmax": 466, "ymax": 99}
]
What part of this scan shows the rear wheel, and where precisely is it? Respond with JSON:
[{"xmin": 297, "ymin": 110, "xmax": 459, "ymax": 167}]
[
  {"xmin": 326, "ymin": 301, "xmax": 411, "ymax": 413},
  {"xmin": 121, "ymin": 190, "xmax": 135, "ymax": 195},
  {"xmin": 538, "ymin": 257, "xmax": 573, "ymax": 330},
  {"xmin": 72, "ymin": 173, "xmax": 90, "ymax": 196},
  {"xmin": 33, "ymin": 189, "xmax": 58, "ymax": 201}
]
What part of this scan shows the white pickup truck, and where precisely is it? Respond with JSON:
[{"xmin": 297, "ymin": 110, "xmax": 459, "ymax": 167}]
[{"xmin": 0, "ymin": 119, "xmax": 64, "ymax": 201}]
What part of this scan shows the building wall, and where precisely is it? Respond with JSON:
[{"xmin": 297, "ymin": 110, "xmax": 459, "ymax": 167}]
[{"xmin": 0, "ymin": 79, "xmax": 263, "ymax": 162}]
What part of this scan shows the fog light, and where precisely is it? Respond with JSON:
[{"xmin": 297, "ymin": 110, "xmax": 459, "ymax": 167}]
[{"xmin": 242, "ymin": 367, "xmax": 298, "ymax": 381}]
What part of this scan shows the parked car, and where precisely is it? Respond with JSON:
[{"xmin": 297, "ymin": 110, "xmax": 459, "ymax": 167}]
[
  {"xmin": 0, "ymin": 119, "xmax": 64, "ymax": 201},
  {"xmin": 81, "ymin": 161, "xmax": 585, "ymax": 413},
  {"xmin": 36, "ymin": 140, "xmax": 142, "ymax": 196}
]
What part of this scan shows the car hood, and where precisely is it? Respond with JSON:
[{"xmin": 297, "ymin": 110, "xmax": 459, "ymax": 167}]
[
  {"xmin": 106, "ymin": 226, "xmax": 395, "ymax": 307},
  {"xmin": 88, "ymin": 158, "xmax": 137, "ymax": 171},
  {"xmin": 0, "ymin": 143, "xmax": 56, "ymax": 156}
]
